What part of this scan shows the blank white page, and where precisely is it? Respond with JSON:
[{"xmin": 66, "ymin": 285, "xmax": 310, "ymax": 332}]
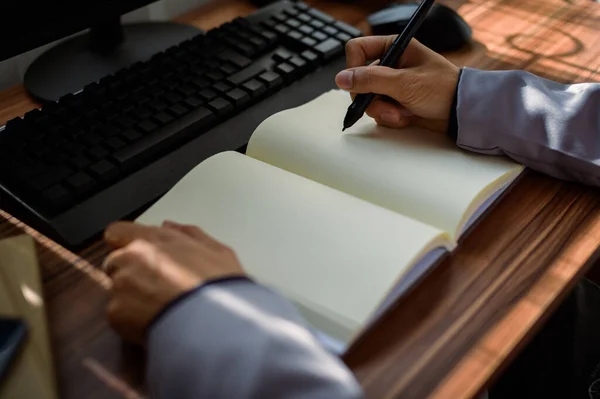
[
  {"xmin": 247, "ymin": 90, "xmax": 522, "ymax": 239},
  {"xmin": 137, "ymin": 151, "xmax": 447, "ymax": 343}
]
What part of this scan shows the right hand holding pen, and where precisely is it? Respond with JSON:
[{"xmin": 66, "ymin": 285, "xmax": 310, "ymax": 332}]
[{"xmin": 335, "ymin": 36, "xmax": 460, "ymax": 133}]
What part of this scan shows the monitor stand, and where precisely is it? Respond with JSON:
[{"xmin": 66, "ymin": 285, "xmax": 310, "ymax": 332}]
[{"xmin": 24, "ymin": 18, "xmax": 203, "ymax": 103}]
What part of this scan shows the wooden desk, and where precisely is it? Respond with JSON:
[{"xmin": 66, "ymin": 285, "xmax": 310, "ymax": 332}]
[{"xmin": 1, "ymin": 0, "xmax": 599, "ymax": 398}]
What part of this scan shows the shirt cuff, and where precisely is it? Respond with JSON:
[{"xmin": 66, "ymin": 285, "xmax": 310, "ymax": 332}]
[
  {"xmin": 148, "ymin": 275, "xmax": 254, "ymax": 330},
  {"xmin": 446, "ymin": 67, "xmax": 463, "ymax": 142}
]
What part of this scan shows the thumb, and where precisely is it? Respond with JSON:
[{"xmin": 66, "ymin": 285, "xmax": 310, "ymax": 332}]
[{"xmin": 336, "ymin": 66, "xmax": 403, "ymax": 98}]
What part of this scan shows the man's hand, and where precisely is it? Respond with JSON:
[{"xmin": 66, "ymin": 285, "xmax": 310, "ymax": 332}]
[
  {"xmin": 102, "ymin": 221, "xmax": 245, "ymax": 345},
  {"xmin": 335, "ymin": 36, "xmax": 460, "ymax": 133}
]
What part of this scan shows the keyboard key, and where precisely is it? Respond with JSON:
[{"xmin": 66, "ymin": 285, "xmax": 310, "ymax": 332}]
[
  {"xmin": 261, "ymin": 18, "xmax": 278, "ymax": 29},
  {"xmin": 258, "ymin": 71, "xmax": 284, "ymax": 89},
  {"xmin": 274, "ymin": 63, "xmax": 296, "ymax": 79},
  {"xmin": 199, "ymin": 89, "xmax": 218, "ymax": 102},
  {"xmin": 114, "ymin": 115, "xmax": 136, "ymax": 129},
  {"xmin": 208, "ymin": 97, "xmax": 234, "ymax": 115},
  {"xmin": 273, "ymin": 48, "xmax": 294, "ymax": 62},
  {"xmin": 334, "ymin": 21, "xmax": 363, "ymax": 37},
  {"xmin": 314, "ymin": 38, "xmax": 343, "ymax": 59},
  {"xmin": 310, "ymin": 19, "xmax": 326, "ymax": 29},
  {"xmin": 219, "ymin": 50, "xmax": 252, "ymax": 69},
  {"xmin": 131, "ymin": 107, "xmax": 152, "ymax": 122},
  {"xmin": 288, "ymin": 31, "xmax": 304, "ymax": 42},
  {"xmin": 28, "ymin": 166, "xmax": 72, "ymax": 192},
  {"xmin": 153, "ymin": 112, "xmax": 175, "ymax": 126},
  {"xmin": 299, "ymin": 25, "xmax": 315, "ymax": 35},
  {"xmin": 113, "ymin": 107, "xmax": 215, "ymax": 172},
  {"xmin": 66, "ymin": 172, "xmax": 97, "ymax": 196},
  {"xmin": 225, "ymin": 89, "xmax": 250, "ymax": 106},
  {"xmin": 88, "ymin": 145, "xmax": 109, "ymax": 160},
  {"xmin": 149, "ymin": 100, "xmax": 168, "ymax": 113},
  {"xmin": 213, "ymin": 82, "xmax": 232, "ymax": 94},
  {"xmin": 105, "ymin": 137, "xmax": 127, "ymax": 150},
  {"xmin": 184, "ymin": 96, "xmax": 204, "ymax": 109},
  {"xmin": 242, "ymin": 79, "xmax": 267, "ymax": 97},
  {"xmin": 227, "ymin": 63, "xmax": 266, "ymax": 86},
  {"xmin": 272, "ymin": 12, "xmax": 286, "ymax": 22},
  {"xmin": 312, "ymin": 31, "xmax": 328, "ymax": 42},
  {"xmin": 190, "ymin": 77, "xmax": 211, "ymax": 91},
  {"xmin": 301, "ymin": 50, "xmax": 319, "ymax": 64},
  {"xmin": 68, "ymin": 154, "xmax": 92, "ymax": 170},
  {"xmin": 207, "ymin": 70, "xmax": 225, "ymax": 82},
  {"xmin": 121, "ymin": 129, "xmax": 143, "ymax": 143},
  {"xmin": 98, "ymin": 125, "xmax": 120, "ymax": 138},
  {"xmin": 164, "ymin": 92, "xmax": 183, "ymax": 105},
  {"xmin": 308, "ymin": 8, "xmax": 335, "ymax": 23},
  {"xmin": 233, "ymin": 42, "xmax": 256, "ymax": 57},
  {"xmin": 176, "ymin": 85, "xmax": 196, "ymax": 98},
  {"xmin": 284, "ymin": 8, "xmax": 299, "ymax": 17},
  {"xmin": 137, "ymin": 120, "xmax": 159, "ymax": 134},
  {"xmin": 289, "ymin": 56, "xmax": 307, "ymax": 70},
  {"xmin": 298, "ymin": 13, "xmax": 312, "ymax": 23},
  {"xmin": 14, "ymin": 164, "xmax": 45, "ymax": 181},
  {"xmin": 259, "ymin": 29, "xmax": 278, "ymax": 46},
  {"xmin": 249, "ymin": 36, "xmax": 269, "ymax": 52},
  {"xmin": 274, "ymin": 24, "xmax": 290, "ymax": 35},
  {"xmin": 336, "ymin": 32, "xmax": 353, "ymax": 44},
  {"xmin": 301, "ymin": 36, "xmax": 318, "ymax": 47},
  {"xmin": 82, "ymin": 132, "xmax": 103, "ymax": 146},
  {"xmin": 219, "ymin": 63, "xmax": 238, "ymax": 76},
  {"xmin": 323, "ymin": 26, "xmax": 339, "ymax": 36},
  {"xmin": 168, "ymin": 104, "xmax": 190, "ymax": 117},
  {"xmin": 89, "ymin": 160, "xmax": 119, "ymax": 182},
  {"xmin": 41, "ymin": 184, "xmax": 73, "ymax": 211}
]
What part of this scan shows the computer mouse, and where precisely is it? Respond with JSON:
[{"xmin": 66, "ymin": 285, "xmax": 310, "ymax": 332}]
[{"xmin": 367, "ymin": 2, "xmax": 472, "ymax": 53}]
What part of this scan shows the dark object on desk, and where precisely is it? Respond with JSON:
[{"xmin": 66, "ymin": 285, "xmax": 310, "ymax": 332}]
[
  {"xmin": 368, "ymin": 2, "xmax": 472, "ymax": 52},
  {"xmin": 0, "ymin": 318, "xmax": 28, "ymax": 385},
  {"xmin": 0, "ymin": 0, "xmax": 201, "ymax": 103},
  {"xmin": 343, "ymin": 0, "xmax": 435, "ymax": 131},
  {"xmin": 0, "ymin": 0, "xmax": 362, "ymax": 250}
]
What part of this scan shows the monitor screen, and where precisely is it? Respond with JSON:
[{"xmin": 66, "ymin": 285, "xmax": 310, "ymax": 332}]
[{"xmin": 0, "ymin": 0, "xmax": 157, "ymax": 62}]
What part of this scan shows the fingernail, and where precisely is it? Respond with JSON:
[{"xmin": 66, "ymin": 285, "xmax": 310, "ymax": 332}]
[
  {"xmin": 399, "ymin": 108, "xmax": 413, "ymax": 117},
  {"xmin": 381, "ymin": 111, "xmax": 400, "ymax": 124},
  {"xmin": 336, "ymin": 70, "xmax": 354, "ymax": 90}
]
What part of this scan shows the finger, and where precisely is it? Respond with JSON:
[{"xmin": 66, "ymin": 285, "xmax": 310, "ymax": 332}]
[
  {"xmin": 105, "ymin": 222, "xmax": 175, "ymax": 248},
  {"xmin": 102, "ymin": 244, "xmax": 145, "ymax": 278},
  {"xmin": 346, "ymin": 36, "xmax": 396, "ymax": 69},
  {"xmin": 375, "ymin": 112, "xmax": 412, "ymax": 129},
  {"xmin": 364, "ymin": 97, "xmax": 399, "ymax": 120},
  {"xmin": 162, "ymin": 221, "xmax": 213, "ymax": 243},
  {"xmin": 336, "ymin": 65, "xmax": 402, "ymax": 97}
]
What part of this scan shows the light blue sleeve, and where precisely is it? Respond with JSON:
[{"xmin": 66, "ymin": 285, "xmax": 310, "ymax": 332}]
[
  {"xmin": 146, "ymin": 279, "xmax": 364, "ymax": 399},
  {"xmin": 456, "ymin": 67, "xmax": 600, "ymax": 186}
]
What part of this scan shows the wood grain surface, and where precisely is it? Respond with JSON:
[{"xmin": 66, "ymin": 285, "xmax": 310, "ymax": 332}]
[{"xmin": 1, "ymin": 0, "xmax": 599, "ymax": 398}]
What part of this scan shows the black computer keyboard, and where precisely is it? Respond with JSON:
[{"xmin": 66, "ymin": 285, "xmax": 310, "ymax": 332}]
[{"xmin": 0, "ymin": 0, "xmax": 361, "ymax": 249}]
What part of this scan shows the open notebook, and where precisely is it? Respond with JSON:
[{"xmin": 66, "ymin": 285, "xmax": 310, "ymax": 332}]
[{"xmin": 137, "ymin": 90, "xmax": 523, "ymax": 352}]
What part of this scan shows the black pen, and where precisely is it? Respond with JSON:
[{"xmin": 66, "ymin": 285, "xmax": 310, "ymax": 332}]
[{"xmin": 342, "ymin": 0, "xmax": 436, "ymax": 131}]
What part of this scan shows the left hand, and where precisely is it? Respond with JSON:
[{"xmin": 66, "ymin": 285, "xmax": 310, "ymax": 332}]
[{"xmin": 102, "ymin": 220, "xmax": 245, "ymax": 345}]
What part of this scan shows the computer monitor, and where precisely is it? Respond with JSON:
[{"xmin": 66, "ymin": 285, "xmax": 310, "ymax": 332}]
[{"xmin": 0, "ymin": 1, "xmax": 202, "ymax": 103}]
